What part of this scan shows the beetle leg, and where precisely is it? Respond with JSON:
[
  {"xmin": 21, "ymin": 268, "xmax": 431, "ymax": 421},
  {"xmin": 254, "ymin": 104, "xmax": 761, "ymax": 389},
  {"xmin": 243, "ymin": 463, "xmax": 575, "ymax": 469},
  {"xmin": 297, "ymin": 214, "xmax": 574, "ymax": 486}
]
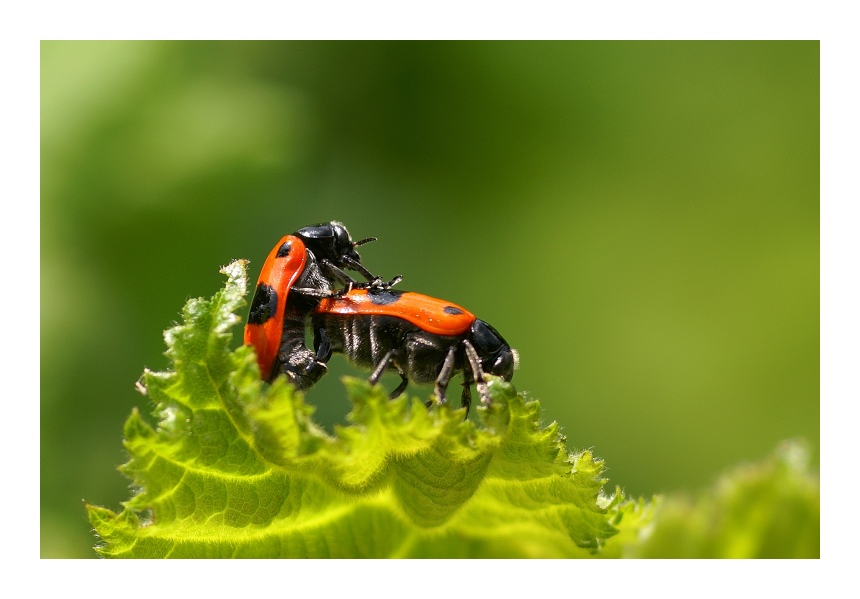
[
  {"xmin": 369, "ymin": 349, "xmax": 395, "ymax": 385},
  {"xmin": 291, "ymin": 287, "xmax": 339, "ymax": 298},
  {"xmin": 369, "ymin": 350, "xmax": 409, "ymax": 399},
  {"xmin": 388, "ymin": 363, "xmax": 409, "ymax": 399},
  {"xmin": 433, "ymin": 345, "xmax": 457, "ymax": 406},
  {"xmin": 284, "ymin": 326, "xmax": 331, "ymax": 387},
  {"xmin": 463, "ymin": 339, "xmax": 490, "ymax": 405},
  {"xmin": 281, "ymin": 348, "xmax": 327, "ymax": 390},
  {"xmin": 294, "ymin": 359, "xmax": 327, "ymax": 386},
  {"xmin": 340, "ymin": 255, "xmax": 379, "ymax": 283},
  {"xmin": 368, "ymin": 274, "xmax": 403, "ymax": 290},
  {"xmin": 312, "ymin": 326, "xmax": 333, "ymax": 363},
  {"xmin": 339, "ymin": 256, "xmax": 403, "ymax": 291},
  {"xmin": 319, "ymin": 259, "xmax": 360, "ymax": 294},
  {"xmin": 460, "ymin": 376, "xmax": 473, "ymax": 418}
]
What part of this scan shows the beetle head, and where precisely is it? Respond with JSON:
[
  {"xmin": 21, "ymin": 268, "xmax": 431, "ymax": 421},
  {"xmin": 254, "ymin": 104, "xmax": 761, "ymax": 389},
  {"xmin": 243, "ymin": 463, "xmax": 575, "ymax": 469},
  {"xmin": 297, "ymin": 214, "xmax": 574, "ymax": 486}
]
[{"xmin": 470, "ymin": 319, "xmax": 518, "ymax": 382}]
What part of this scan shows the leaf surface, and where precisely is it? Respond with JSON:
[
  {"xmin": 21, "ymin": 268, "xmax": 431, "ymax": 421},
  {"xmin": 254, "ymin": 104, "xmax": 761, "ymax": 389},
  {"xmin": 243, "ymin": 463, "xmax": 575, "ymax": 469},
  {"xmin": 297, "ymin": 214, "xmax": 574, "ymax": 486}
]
[{"xmin": 87, "ymin": 260, "xmax": 620, "ymax": 558}]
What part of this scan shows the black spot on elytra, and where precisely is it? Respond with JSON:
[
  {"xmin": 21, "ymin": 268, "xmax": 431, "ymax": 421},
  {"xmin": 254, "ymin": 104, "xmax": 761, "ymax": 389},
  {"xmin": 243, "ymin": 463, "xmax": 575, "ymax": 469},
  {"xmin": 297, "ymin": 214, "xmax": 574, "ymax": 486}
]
[
  {"xmin": 367, "ymin": 289, "xmax": 403, "ymax": 305},
  {"xmin": 443, "ymin": 306, "xmax": 464, "ymax": 315},
  {"xmin": 248, "ymin": 283, "xmax": 278, "ymax": 324},
  {"xmin": 276, "ymin": 240, "xmax": 292, "ymax": 258}
]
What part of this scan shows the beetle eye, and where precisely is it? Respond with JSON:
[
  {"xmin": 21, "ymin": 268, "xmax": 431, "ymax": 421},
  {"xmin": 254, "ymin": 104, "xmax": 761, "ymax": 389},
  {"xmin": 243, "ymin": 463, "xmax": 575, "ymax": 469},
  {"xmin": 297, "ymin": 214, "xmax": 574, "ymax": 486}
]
[
  {"xmin": 491, "ymin": 351, "xmax": 516, "ymax": 381},
  {"xmin": 331, "ymin": 221, "xmax": 352, "ymax": 250}
]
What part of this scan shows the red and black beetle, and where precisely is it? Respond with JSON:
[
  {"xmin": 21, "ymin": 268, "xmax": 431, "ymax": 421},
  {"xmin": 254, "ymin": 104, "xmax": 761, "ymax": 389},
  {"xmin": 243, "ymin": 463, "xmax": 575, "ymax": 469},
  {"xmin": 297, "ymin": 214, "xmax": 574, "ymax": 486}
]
[
  {"xmin": 244, "ymin": 221, "xmax": 398, "ymax": 386},
  {"xmin": 311, "ymin": 287, "xmax": 518, "ymax": 415}
]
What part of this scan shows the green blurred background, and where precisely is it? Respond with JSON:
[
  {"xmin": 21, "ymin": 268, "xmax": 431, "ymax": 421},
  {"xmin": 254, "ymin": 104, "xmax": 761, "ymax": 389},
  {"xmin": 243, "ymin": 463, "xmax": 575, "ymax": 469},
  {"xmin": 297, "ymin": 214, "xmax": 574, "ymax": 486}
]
[{"xmin": 41, "ymin": 41, "xmax": 819, "ymax": 558}]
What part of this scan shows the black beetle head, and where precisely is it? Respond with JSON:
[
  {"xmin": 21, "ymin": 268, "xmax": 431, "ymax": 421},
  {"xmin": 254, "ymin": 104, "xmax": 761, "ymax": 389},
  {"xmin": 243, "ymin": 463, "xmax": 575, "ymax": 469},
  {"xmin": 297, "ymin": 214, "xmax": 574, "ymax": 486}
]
[
  {"xmin": 470, "ymin": 319, "xmax": 518, "ymax": 382},
  {"xmin": 294, "ymin": 221, "xmax": 367, "ymax": 268}
]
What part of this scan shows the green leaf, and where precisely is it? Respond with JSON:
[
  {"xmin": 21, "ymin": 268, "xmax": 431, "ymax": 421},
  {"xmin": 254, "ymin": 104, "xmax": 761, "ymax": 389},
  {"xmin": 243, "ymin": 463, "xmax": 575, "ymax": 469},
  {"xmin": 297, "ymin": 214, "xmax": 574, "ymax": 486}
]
[
  {"xmin": 602, "ymin": 439, "xmax": 820, "ymax": 558},
  {"xmin": 86, "ymin": 260, "xmax": 621, "ymax": 558}
]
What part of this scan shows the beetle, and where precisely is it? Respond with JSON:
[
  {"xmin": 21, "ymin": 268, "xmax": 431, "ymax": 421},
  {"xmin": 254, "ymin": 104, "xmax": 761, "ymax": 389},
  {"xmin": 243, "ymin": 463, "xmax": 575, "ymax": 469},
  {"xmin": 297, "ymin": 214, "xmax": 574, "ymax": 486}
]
[
  {"xmin": 244, "ymin": 222, "xmax": 399, "ymax": 386},
  {"xmin": 310, "ymin": 287, "xmax": 518, "ymax": 415}
]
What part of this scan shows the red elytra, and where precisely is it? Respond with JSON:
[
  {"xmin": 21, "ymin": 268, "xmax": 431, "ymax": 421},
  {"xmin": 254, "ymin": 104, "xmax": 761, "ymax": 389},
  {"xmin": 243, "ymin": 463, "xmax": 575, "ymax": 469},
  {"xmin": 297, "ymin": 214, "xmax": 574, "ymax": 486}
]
[
  {"xmin": 316, "ymin": 288, "xmax": 476, "ymax": 337},
  {"xmin": 244, "ymin": 235, "xmax": 308, "ymax": 380}
]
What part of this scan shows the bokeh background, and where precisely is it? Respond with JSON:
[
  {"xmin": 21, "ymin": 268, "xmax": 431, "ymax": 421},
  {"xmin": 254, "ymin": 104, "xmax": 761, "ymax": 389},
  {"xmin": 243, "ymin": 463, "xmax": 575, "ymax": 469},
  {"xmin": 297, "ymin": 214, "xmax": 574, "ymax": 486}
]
[{"xmin": 41, "ymin": 41, "xmax": 819, "ymax": 558}]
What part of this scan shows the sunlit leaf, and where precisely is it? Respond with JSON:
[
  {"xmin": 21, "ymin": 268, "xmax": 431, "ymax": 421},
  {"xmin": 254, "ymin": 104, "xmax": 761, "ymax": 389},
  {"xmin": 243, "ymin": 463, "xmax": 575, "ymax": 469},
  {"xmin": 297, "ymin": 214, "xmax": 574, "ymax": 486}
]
[{"xmin": 87, "ymin": 260, "xmax": 621, "ymax": 558}]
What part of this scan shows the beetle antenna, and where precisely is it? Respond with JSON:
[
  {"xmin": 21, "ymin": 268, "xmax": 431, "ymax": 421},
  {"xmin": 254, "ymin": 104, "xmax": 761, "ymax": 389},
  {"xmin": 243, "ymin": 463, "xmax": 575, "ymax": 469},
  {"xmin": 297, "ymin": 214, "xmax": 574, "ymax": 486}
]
[{"xmin": 352, "ymin": 237, "xmax": 377, "ymax": 247}]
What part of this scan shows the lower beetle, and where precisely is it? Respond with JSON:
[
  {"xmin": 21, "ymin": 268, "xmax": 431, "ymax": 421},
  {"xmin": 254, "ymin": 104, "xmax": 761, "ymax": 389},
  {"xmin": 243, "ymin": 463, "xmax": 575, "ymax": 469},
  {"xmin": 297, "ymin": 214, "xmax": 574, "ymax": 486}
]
[{"xmin": 310, "ymin": 287, "xmax": 518, "ymax": 415}]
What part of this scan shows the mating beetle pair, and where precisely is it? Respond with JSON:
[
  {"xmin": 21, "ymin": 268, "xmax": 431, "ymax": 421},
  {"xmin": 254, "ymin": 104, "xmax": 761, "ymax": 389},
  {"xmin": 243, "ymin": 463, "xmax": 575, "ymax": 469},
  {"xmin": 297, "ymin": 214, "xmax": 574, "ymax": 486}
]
[{"xmin": 244, "ymin": 221, "xmax": 517, "ymax": 414}]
